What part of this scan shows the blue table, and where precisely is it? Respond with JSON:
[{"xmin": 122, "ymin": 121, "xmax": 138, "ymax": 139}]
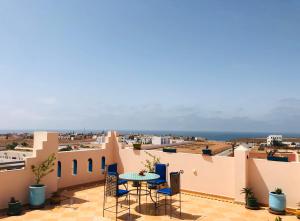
[{"xmin": 119, "ymin": 172, "xmax": 160, "ymax": 211}]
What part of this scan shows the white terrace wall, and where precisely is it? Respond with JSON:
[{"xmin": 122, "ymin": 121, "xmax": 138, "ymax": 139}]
[
  {"xmin": 115, "ymin": 147, "xmax": 236, "ymax": 199},
  {"xmin": 0, "ymin": 132, "xmax": 58, "ymax": 209}
]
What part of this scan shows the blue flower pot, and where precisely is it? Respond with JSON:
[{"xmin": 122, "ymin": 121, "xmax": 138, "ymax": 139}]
[
  {"xmin": 269, "ymin": 192, "xmax": 286, "ymax": 212},
  {"xmin": 29, "ymin": 185, "xmax": 46, "ymax": 209}
]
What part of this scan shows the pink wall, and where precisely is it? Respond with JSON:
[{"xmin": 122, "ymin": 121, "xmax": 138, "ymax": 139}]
[
  {"xmin": 0, "ymin": 132, "xmax": 58, "ymax": 209},
  {"xmin": 57, "ymin": 131, "xmax": 117, "ymax": 188},
  {"xmin": 116, "ymin": 148, "xmax": 236, "ymax": 199},
  {"xmin": 1, "ymin": 131, "xmax": 300, "ymax": 210},
  {"xmin": 248, "ymin": 158, "xmax": 300, "ymax": 208},
  {"xmin": 57, "ymin": 148, "xmax": 112, "ymax": 188},
  {"xmin": 249, "ymin": 152, "xmax": 297, "ymax": 162}
]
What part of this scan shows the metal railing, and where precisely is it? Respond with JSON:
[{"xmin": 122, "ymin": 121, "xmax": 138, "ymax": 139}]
[{"xmin": 0, "ymin": 160, "xmax": 25, "ymax": 170}]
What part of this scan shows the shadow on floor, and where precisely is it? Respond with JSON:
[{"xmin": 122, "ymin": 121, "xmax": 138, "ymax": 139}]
[{"xmin": 132, "ymin": 202, "xmax": 202, "ymax": 220}]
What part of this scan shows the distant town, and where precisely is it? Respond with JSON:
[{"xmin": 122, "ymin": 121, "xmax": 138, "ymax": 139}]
[{"xmin": 1, "ymin": 131, "xmax": 300, "ymax": 167}]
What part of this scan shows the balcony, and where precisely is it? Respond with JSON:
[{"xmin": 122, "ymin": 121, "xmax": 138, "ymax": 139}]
[
  {"xmin": 0, "ymin": 131, "xmax": 300, "ymax": 220},
  {"xmin": 1, "ymin": 182, "xmax": 297, "ymax": 221}
]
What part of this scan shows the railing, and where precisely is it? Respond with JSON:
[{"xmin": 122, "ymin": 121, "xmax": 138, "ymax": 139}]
[{"xmin": 0, "ymin": 161, "xmax": 25, "ymax": 170}]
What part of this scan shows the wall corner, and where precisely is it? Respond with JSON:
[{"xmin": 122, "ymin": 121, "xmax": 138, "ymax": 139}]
[{"xmin": 234, "ymin": 145, "xmax": 250, "ymax": 203}]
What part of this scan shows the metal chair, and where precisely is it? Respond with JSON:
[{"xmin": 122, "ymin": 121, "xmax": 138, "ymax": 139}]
[
  {"xmin": 147, "ymin": 163, "xmax": 167, "ymax": 189},
  {"xmin": 107, "ymin": 163, "xmax": 128, "ymax": 189},
  {"xmin": 102, "ymin": 173, "xmax": 130, "ymax": 220},
  {"xmin": 156, "ymin": 171, "xmax": 182, "ymax": 218}
]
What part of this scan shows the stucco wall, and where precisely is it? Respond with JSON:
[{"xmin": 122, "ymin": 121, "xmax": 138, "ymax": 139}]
[
  {"xmin": 57, "ymin": 131, "xmax": 117, "ymax": 188},
  {"xmin": 1, "ymin": 131, "xmax": 300, "ymax": 210},
  {"xmin": 248, "ymin": 158, "xmax": 300, "ymax": 208},
  {"xmin": 0, "ymin": 132, "xmax": 58, "ymax": 209},
  {"xmin": 116, "ymin": 148, "xmax": 236, "ymax": 199},
  {"xmin": 57, "ymin": 148, "xmax": 112, "ymax": 188}
]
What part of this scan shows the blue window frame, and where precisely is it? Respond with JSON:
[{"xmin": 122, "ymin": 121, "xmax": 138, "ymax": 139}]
[
  {"xmin": 101, "ymin": 156, "xmax": 105, "ymax": 171},
  {"xmin": 73, "ymin": 159, "xmax": 77, "ymax": 175},
  {"xmin": 57, "ymin": 161, "xmax": 61, "ymax": 178},
  {"xmin": 88, "ymin": 158, "xmax": 93, "ymax": 172}
]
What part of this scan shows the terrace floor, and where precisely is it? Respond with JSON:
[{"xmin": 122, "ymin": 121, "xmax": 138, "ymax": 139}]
[{"xmin": 0, "ymin": 183, "xmax": 298, "ymax": 221}]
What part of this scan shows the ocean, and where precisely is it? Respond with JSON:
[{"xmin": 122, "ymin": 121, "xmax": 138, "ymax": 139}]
[
  {"xmin": 118, "ymin": 130, "xmax": 300, "ymax": 141},
  {"xmin": 1, "ymin": 129, "xmax": 300, "ymax": 141}
]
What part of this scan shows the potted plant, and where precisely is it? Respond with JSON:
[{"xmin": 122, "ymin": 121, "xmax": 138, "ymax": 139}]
[
  {"xmin": 163, "ymin": 147, "xmax": 177, "ymax": 153},
  {"xmin": 241, "ymin": 187, "xmax": 259, "ymax": 209},
  {"xmin": 133, "ymin": 143, "xmax": 142, "ymax": 150},
  {"xmin": 29, "ymin": 153, "xmax": 56, "ymax": 209},
  {"xmin": 269, "ymin": 188, "xmax": 286, "ymax": 214},
  {"xmin": 202, "ymin": 146, "xmax": 212, "ymax": 156},
  {"xmin": 7, "ymin": 197, "xmax": 22, "ymax": 216},
  {"xmin": 142, "ymin": 151, "xmax": 161, "ymax": 173},
  {"xmin": 267, "ymin": 150, "xmax": 288, "ymax": 162},
  {"xmin": 141, "ymin": 151, "xmax": 160, "ymax": 188},
  {"xmin": 138, "ymin": 169, "xmax": 146, "ymax": 176}
]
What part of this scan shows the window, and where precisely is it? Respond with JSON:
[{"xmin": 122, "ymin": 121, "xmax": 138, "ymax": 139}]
[
  {"xmin": 57, "ymin": 161, "xmax": 62, "ymax": 178},
  {"xmin": 88, "ymin": 158, "xmax": 93, "ymax": 172},
  {"xmin": 101, "ymin": 156, "xmax": 106, "ymax": 171},
  {"xmin": 73, "ymin": 159, "xmax": 77, "ymax": 175}
]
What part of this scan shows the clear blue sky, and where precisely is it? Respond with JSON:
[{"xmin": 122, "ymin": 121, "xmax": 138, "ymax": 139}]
[{"xmin": 0, "ymin": 0, "xmax": 300, "ymax": 132}]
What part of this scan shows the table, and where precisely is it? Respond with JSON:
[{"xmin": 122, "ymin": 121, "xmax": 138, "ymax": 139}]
[{"xmin": 119, "ymin": 172, "xmax": 160, "ymax": 211}]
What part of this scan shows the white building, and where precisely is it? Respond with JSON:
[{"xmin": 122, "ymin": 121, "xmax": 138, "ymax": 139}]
[
  {"xmin": 170, "ymin": 138, "xmax": 185, "ymax": 144},
  {"xmin": 267, "ymin": 135, "xmax": 283, "ymax": 146},
  {"xmin": 152, "ymin": 136, "xmax": 171, "ymax": 145},
  {"xmin": 96, "ymin": 135, "xmax": 106, "ymax": 144},
  {"xmin": 0, "ymin": 151, "xmax": 32, "ymax": 163}
]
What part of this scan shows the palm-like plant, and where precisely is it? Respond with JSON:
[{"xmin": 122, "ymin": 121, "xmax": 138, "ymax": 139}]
[
  {"xmin": 241, "ymin": 187, "xmax": 253, "ymax": 204},
  {"xmin": 31, "ymin": 153, "xmax": 56, "ymax": 185},
  {"xmin": 274, "ymin": 188, "xmax": 282, "ymax": 195}
]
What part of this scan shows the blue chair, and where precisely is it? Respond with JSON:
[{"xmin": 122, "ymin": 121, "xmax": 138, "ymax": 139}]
[
  {"xmin": 102, "ymin": 174, "xmax": 130, "ymax": 220},
  {"xmin": 107, "ymin": 163, "xmax": 128, "ymax": 188},
  {"xmin": 156, "ymin": 172, "xmax": 182, "ymax": 218},
  {"xmin": 147, "ymin": 163, "xmax": 167, "ymax": 189}
]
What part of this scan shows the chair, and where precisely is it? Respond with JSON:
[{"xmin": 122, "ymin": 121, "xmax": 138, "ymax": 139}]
[
  {"xmin": 107, "ymin": 163, "xmax": 128, "ymax": 189},
  {"xmin": 156, "ymin": 172, "xmax": 182, "ymax": 218},
  {"xmin": 103, "ymin": 173, "xmax": 130, "ymax": 220},
  {"xmin": 147, "ymin": 163, "xmax": 167, "ymax": 189}
]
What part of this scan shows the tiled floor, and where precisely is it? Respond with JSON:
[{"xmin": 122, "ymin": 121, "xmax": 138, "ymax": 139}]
[{"xmin": 0, "ymin": 183, "xmax": 298, "ymax": 221}]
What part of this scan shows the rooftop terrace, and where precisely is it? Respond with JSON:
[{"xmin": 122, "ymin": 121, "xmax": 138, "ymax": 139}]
[
  {"xmin": 1, "ymin": 182, "xmax": 298, "ymax": 221},
  {"xmin": 0, "ymin": 131, "xmax": 300, "ymax": 220}
]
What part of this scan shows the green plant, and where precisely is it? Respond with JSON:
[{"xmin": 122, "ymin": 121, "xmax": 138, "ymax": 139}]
[
  {"xmin": 133, "ymin": 143, "xmax": 142, "ymax": 150},
  {"xmin": 142, "ymin": 151, "xmax": 161, "ymax": 173},
  {"xmin": 6, "ymin": 142, "xmax": 18, "ymax": 150},
  {"xmin": 241, "ymin": 187, "xmax": 254, "ymax": 203},
  {"xmin": 275, "ymin": 216, "xmax": 282, "ymax": 221},
  {"xmin": 59, "ymin": 146, "xmax": 73, "ymax": 151},
  {"xmin": 31, "ymin": 153, "xmax": 56, "ymax": 185},
  {"xmin": 267, "ymin": 149, "xmax": 277, "ymax": 157},
  {"xmin": 274, "ymin": 188, "xmax": 283, "ymax": 195}
]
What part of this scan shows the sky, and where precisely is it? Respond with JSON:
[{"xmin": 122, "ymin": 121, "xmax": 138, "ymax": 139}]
[{"xmin": 0, "ymin": 0, "xmax": 300, "ymax": 132}]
